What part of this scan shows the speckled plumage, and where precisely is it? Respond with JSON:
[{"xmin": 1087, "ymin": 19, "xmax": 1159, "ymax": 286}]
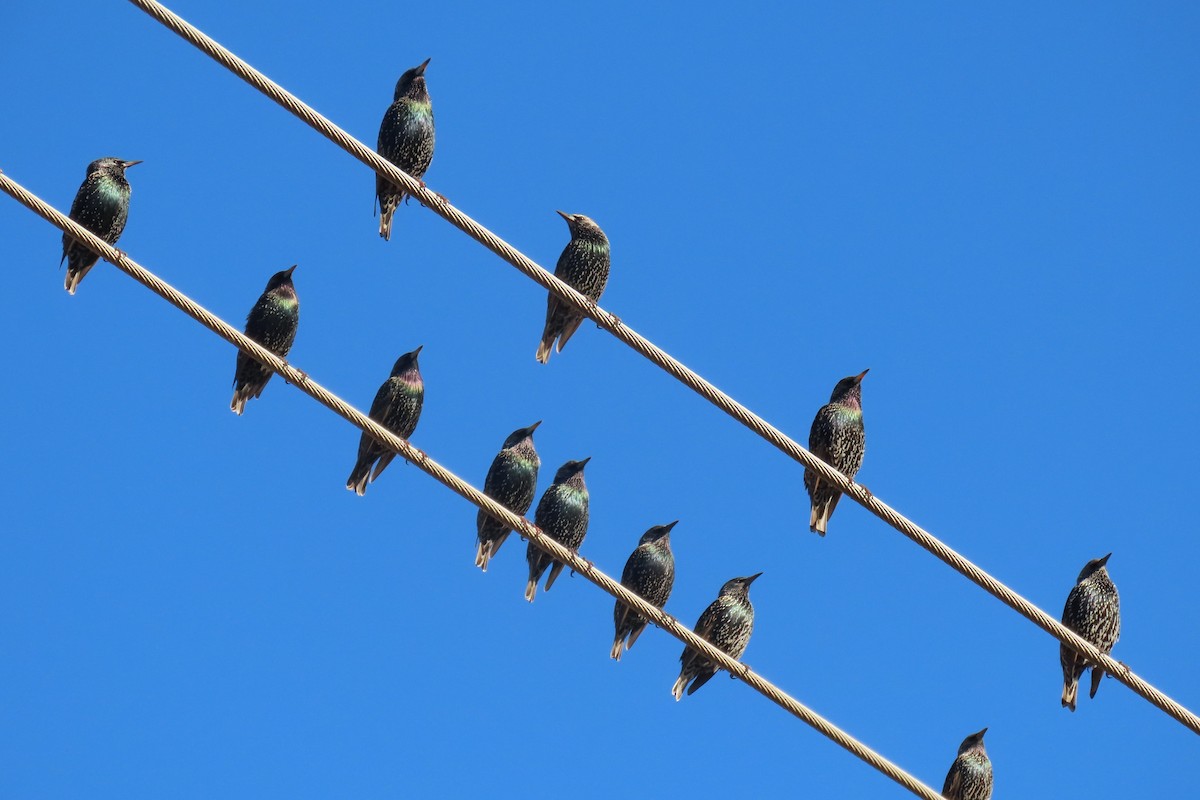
[
  {"xmin": 804, "ymin": 370, "xmax": 868, "ymax": 536},
  {"xmin": 941, "ymin": 728, "xmax": 992, "ymax": 800},
  {"xmin": 475, "ymin": 422, "xmax": 542, "ymax": 571},
  {"xmin": 525, "ymin": 459, "xmax": 590, "ymax": 602},
  {"xmin": 611, "ymin": 522, "xmax": 677, "ymax": 660},
  {"xmin": 375, "ymin": 59, "xmax": 435, "ymax": 240},
  {"xmin": 535, "ymin": 212, "xmax": 610, "ymax": 363},
  {"xmin": 60, "ymin": 157, "xmax": 141, "ymax": 294},
  {"xmin": 672, "ymin": 573, "xmax": 760, "ymax": 700},
  {"xmin": 1060, "ymin": 553, "xmax": 1121, "ymax": 711},
  {"xmin": 230, "ymin": 266, "xmax": 300, "ymax": 415},
  {"xmin": 345, "ymin": 347, "xmax": 424, "ymax": 495}
]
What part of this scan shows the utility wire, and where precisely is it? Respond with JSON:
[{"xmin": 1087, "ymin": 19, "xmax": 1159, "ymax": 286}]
[
  {"xmin": 0, "ymin": 169, "xmax": 944, "ymax": 800},
  {"xmin": 122, "ymin": 0, "xmax": 1200, "ymax": 736}
]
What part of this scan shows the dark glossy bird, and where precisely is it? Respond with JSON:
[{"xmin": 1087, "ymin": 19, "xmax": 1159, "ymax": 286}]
[
  {"xmin": 525, "ymin": 458, "xmax": 590, "ymax": 602},
  {"xmin": 61, "ymin": 157, "xmax": 141, "ymax": 294},
  {"xmin": 672, "ymin": 573, "xmax": 761, "ymax": 700},
  {"xmin": 941, "ymin": 728, "xmax": 993, "ymax": 800},
  {"xmin": 611, "ymin": 521, "xmax": 677, "ymax": 661},
  {"xmin": 475, "ymin": 422, "xmax": 542, "ymax": 572},
  {"xmin": 535, "ymin": 211, "xmax": 610, "ymax": 363},
  {"xmin": 1060, "ymin": 553, "xmax": 1121, "ymax": 711},
  {"xmin": 230, "ymin": 266, "xmax": 300, "ymax": 415},
  {"xmin": 804, "ymin": 369, "xmax": 868, "ymax": 536},
  {"xmin": 375, "ymin": 58, "xmax": 435, "ymax": 240},
  {"xmin": 346, "ymin": 347, "xmax": 425, "ymax": 495}
]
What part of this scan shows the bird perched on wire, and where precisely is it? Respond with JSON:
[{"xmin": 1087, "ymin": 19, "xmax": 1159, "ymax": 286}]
[
  {"xmin": 345, "ymin": 347, "xmax": 425, "ymax": 495},
  {"xmin": 941, "ymin": 728, "xmax": 992, "ymax": 800},
  {"xmin": 611, "ymin": 521, "xmax": 677, "ymax": 660},
  {"xmin": 475, "ymin": 422, "xmax": 542, "ymax": 571},
  {"xmin": 525, "ymin": 458, "xmax": 590, "ymax": 602},
  {"xmin": 1060, "ymin": 553, "xmax": 1120, "ymax": 711},
  {"xmin": 672, "ymin": 573, "xmax": 760, "ymax": 700},
  {"xmin": 535, "ymin": 211, "xmax": 610, "ymax": 363},
  {"xmin": 230, "ymin": 266, "xmax": 299, "ymax": 415},
  {"xmin": 60, "ymin": 157, "xmax": 141, "ymax": 294},
  {"xmin": 804, "ymin": 369, "xmax": 868, "ymax": 536},
  {"xmin": 375, "ymin": 58, "xmax": 435, "ymax": 240}
]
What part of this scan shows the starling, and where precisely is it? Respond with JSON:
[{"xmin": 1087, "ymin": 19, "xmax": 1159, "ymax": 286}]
[
  {"xmin": 375, "ymin": 58, "xmax": 435, "ymax": 240},
  {"xmin": 475, "ymin": 421, "xmax": 542, "ymax": 572},
  {"xmin": 1060, "ymin": 553, "xmax": 1121, "ymax": 711},
  {"xmin": 230, "ymin": 266, "xmax": 300, "ymax": 415},
  {"xmin": 671, "ymin": 573, "xmax": 761, "ymax": 700},
  {"xmin": 345, "ymin": 347, "xmax": 425, "ymax": 495},
  {"xmin": 60, "ymin": 157, "xmax": 141, "ymax": 294},
  {"xmin": 941, "ymin": 728, "xmax": 993, "ymax": 800},
  {"xmin": 535, "ymin": 211, "xmax": 610, "ymax": 363},
  {"xmin": 524, "ymin": 458, "xmax": 590, "ymax": 602},
  {"xmin": 804, "ymin": 369, "xmax": 868, "ymax": 536},
  {"xmin": 611, "ymin": 521, "xmax": 678, "ymax": 661}
]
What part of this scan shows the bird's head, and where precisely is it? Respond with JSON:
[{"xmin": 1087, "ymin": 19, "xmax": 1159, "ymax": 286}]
[
  {"xmin": 391, "ymin": 345, "xmax": 423, "ymax": 376},
  {"xmin": 264, "ymin": 264, "xmax": 297, "ymax": 292},
  {"xmin": 394, "ymin": 58, "xmax": 431, "ymax": 101},
  {"xmin": 719, "ymin": 572, "xmax": 762, "ymax": 598},
  {"xmin": 553, "ymin": 457, "xmax": 590, "ymax": 484},
  {"xmin": 829, "ymin": 369, "xmax": 869, "ymax": 407},
  {"xmin": 957, "ymin": 728, "xmax": 988, "ymax": 755},
  {"xmin": 502, "ymin": 420, "xmax": 542, "ymax": 449},
  {"xmin": 638, "ymin": 520, "xmax": 679, "ymax": 547}
]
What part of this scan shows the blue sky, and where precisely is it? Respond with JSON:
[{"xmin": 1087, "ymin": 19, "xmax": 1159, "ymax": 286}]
[{"xmin": 2, "ymin": 1, "xmax": 1198, "ymax": 797}]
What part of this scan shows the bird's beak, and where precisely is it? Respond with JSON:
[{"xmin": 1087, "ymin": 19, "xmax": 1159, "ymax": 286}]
[
  {"xmin": 664, "ymin": 520, "xmax": 680, "ymax": 531},
  {"xmin": 745, "ymin": 572, "xmax": 764, "ymax": 584},
  {"xmin": 122, "ymin": 160, "xmax": 144, "ymax": 169},
  {"xmin": 576, "ymin": 456, "xmax": 592, "ymax": 467},
  {"xmin": 283, "ymin": 264, "xmax": 297, "ymax": 277},
  {"xmin": 416, "ymin": 58, "xmax": 431, "ymax": 75},
  {"xmin": 556, "ymin": 210, "xmax": 573, "ymax": 223},
  {"xmin": 854, "ymin": 369, "xmax": 870, "ymax": 383},
  {"xmin": 1099, "ymin": 552, "xmax": 1112, "ymax": 566},
  {"xmin": 975, "ymin": 727, "xmax": 988, "ymax": 739},
  {"xmin": 412, "ymin": 345, "xmax": 424, "ymax": 356},
  {"xmin": 527, "ymin": 420, "xmax": 543, "ymax": 433}
]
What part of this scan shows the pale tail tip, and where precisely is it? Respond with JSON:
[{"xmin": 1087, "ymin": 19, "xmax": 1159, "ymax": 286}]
[
  {"xmin": 535, "ymin": 341, "xmax": 551, "ymax": 364},
  {"xmin": 524, "ymin": 580, "xmax": 537, "ymax": 603},
  {"xmin": 671, "ymin": 677, "xmax": 686, "ymax": 701},
  {"xmin": 610, "ymin": 639, "xmax": 624, "ymax": 661},
  {"xmin": 1062, "ymin": 683, "xmax": 1078, "ymax": 711}
]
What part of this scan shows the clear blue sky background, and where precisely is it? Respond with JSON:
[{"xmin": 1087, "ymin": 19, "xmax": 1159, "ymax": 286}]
[{"xmin": 2, "ymin": 1, "xmax": 1197, "ymax": 797}]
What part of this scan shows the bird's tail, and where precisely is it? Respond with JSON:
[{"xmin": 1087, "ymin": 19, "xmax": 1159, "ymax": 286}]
[
  {"xmin": 346, "ymin": 458, "xmax": 373, "ymax": 496},
  {"xmin": 64, "ymin": 264, "xmax": 89, "ymax": 295},
  {"xmin": 524, "ymin": 575, "xmax": 538, "ymax": 603},
  {"xmin": 809, "ymin": 499, "xmax": 828, "ymax": 536},
  {"xmin": 1062, "ymin": 677, "xmax": 1079, "ymax": 711},
  {"xmin": 1089, "ymin": 666, "xmax": 1105, "ymax": 700},
  {"xmin": 543, "ymin": 562, "xmax": 565, "ymax": 593},
  {"xmin": 475, "ymin": 532, "xmax": 509, "ymax": 572},
  {"xmin": 671, "ymin": 672, "xmax": 689, "ymax": 701},
  {"xmin": 378, "ymin": 190, "xmax": 400, "ymax": 241},
  {"xmin": 535, "ymin": 333, "xmax": 554, "ymax": 364},
  {"xmin": 475, "ymin": 540, "xmax": 491, "ymax": 572},
  {"xmin": 230, "ymin": 388, "xmax": 249, "ymax": 416},
  {"xmin": 610, "ymin": 636, "xmax": 625, "ymax": 661}
]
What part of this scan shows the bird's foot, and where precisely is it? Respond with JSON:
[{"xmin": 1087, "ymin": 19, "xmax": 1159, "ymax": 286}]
[
  {"xmin": 856, "ymin": 483, "xmax": 874, "ymax": 499},
  {"xmin": 285, "ymin": 368, "xmax": 310, "ymax": 386}
]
